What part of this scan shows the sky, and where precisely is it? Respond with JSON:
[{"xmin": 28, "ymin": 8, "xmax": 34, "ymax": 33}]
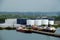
[{"xmin": 0, "ymin": 0, "xmax": 60, "ymax": 12}]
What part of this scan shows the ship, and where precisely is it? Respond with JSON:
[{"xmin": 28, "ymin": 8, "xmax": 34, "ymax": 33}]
[{"xmin": 16, "ymin": 27, "xmax": 32, "ymax": 33}]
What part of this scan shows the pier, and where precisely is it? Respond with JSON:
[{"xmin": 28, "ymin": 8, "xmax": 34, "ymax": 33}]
[{"xmin": 32, "ymin": 30, "xmax": 60, "ymax": 38}]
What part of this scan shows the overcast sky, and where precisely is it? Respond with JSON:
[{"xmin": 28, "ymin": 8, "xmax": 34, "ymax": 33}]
[{"xmin": 0, "ymin": 0, "xmax": 60, "ymax": 12}]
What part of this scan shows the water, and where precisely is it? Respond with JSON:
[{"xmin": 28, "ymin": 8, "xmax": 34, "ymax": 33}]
[
  {"xmin": 55, "ymin": 28, "xmax": 60, "ymax": 34},
  {"xmin": 0, "ymin": 28, "xmax": 60, "ymax": 40}
]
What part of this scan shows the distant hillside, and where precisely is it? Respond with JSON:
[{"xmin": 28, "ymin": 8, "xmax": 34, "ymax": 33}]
[
  {"xmin": 0, "ymin": 12, "xmax": 60, "ymax": 16},
  {"xmin": 0, "ymin": 12, "xmax": 60, "ymax": 20}
]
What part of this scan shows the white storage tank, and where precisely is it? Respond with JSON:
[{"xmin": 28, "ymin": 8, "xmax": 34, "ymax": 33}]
[
  {"xmin": 34, "ymin": 19, "xmax": 42, "ymax": 26},
  {"xmin": 27, "ymin": 19, "xmax": 35, "ymax": 26},
  {"xmin": 49, "ymin": 18, "xmax": 54, "ymax": 25},
  {"xmin": 5, "ymin": 19, "xmax": 17, "ymax": 24},
  {"xmin": 42, "ymin": 18, "xmax": 49, "ymax": 25}
]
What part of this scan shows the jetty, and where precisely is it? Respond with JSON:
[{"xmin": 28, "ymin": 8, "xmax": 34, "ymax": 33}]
[{"xmin": 32, "ymin": 30, "xmax": 60, "ymax": 38}]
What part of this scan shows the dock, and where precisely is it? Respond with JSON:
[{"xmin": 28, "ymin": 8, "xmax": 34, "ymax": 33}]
[{"xmin": 32, "ymin": 30, "xmax": 60, "ymax": 38}]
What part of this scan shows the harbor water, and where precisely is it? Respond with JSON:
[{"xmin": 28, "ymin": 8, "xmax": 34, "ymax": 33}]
[{"xmin": 0, "ymin": 28, "xmax": 60, "ymax": 40}]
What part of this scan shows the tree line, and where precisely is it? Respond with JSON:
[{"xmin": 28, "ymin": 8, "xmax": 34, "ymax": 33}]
[{"xmin": 0, "ymin": 14, "xmax": 60, "ymax": 21}]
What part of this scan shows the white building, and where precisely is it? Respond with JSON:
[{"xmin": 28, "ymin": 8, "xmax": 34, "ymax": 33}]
[
  {"xmin": 0, "ymin": 18, "xmax": 21, "ymax": 27},
  {"xmin": 5, "ymin": 19, "xmax": 17, "ymax": 24}
]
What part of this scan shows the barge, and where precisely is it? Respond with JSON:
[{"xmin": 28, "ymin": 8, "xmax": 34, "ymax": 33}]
[
  {"xmin": 16, "ymin": 27, "xmax": 32, "ymax": 33},
  {"xmin": 32, "ymin": 25, "xmax": 56, "ymax": 33},
  {"xmin": 16, "ymin": 24, "xmax": 56, "ymax": 33}
]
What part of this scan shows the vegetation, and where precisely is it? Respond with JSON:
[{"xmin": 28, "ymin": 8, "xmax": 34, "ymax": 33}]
[
  {"xmin": 0, "ymin": 14, "xmax": 36, "ymax": 19},
  {"xmin": 4, "ymin": 27, "xmax": 16, "ymax": 30},
  {"xmin": 0, "ymin": 27, "xmax": 4, "ymax": 30},
  {"xmin": 50, "ymin": 16, "xmax": 60, "ymax": 21},
  {"xmin": 0, "ymin": 27, "xmax": 16, "ymax": 30},
  {"xmin": 0, "ymin": 13, "xmax": 60, "ymax": 20},
  {"xmin": 41, "ymin": 25, "xmax": 46, "ymax": 26},
  {"xmin": 52, "ymin": 24, "xmax": 60, "ymax": 28}
]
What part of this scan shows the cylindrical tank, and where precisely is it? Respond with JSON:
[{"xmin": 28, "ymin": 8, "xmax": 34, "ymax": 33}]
[
  {"xmin": 34, "ymin": 19, "xmax": 42, "ymax": 26},
  {"xmin": 41, "ymin": 18, "xmax": 49, "ymax": 25},
  {"xmin": 27, "ymin": 19, "xmax": 35, "ymax": 26},
  {"xmin": 17, "ymin": 18, "xmax": 27, "ymax": 25},
  {"xmin": 49, "ymin": 18, "xmax": 54, "ymax": 25},
  {"xmin": 5, "ymin": 19, "xmax": 17, "ymax": 24}
]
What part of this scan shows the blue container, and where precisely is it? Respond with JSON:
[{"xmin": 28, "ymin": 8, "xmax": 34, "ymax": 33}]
[{"xmin": 17, "ymin": 18, "xmax": 27, "ymax": 25}]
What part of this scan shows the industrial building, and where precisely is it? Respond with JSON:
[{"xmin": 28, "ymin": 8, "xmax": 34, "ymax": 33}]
[{"xmin": 0, "ymin": 18, "xmax": 55, "ymax": 27}]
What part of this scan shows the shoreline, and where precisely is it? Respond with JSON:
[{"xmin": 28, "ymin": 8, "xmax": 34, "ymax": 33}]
[
  {"xmin": 0, "ymin": 27, "xmax": 16, "ymax": 30},
  {"xmin": 0, "ymin": 26, "xmax": 60, "ymax": 30}
]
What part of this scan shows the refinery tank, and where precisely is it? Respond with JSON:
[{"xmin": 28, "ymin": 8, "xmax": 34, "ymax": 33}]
[
  {"xmin": 17, "ymin": 18, "xmax": 27, "ymax": 25},
  {"xmin": 34, "ymin": 19, "xmax": 42, "ymax": 26},
  {"xmin": 5, "ymin": 19, "xmax": 17, "ymax": 24},
  {"xmin": 27, "ymin": 19, "xmax": 35, "ymax": 26},
  {"xmin": 41, "ymin": 18, "xmax": 49, "ymax": 25},
  {"xmin": 49, "ymin": 18, "xmax": 54, "ymax": 25}
]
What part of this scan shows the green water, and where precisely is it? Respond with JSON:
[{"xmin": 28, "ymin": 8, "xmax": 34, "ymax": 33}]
[{"xmin": 0, "ymin": 28, "xmax": 60, "ymax": 40}]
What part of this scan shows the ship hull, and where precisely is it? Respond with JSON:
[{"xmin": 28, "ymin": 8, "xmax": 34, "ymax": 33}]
[{"xmin": 16, "ymin": 29, "xmax": 32, "ymax": 33}]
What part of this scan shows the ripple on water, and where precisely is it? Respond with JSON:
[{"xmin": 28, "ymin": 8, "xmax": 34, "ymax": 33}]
[
  {"xmin": 55, "ymin": 28, "xmax": 60, "ymax": 34},
  {"xmin": 0, "ymin": 30, "xmax": 60, "ymax": 40}
]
